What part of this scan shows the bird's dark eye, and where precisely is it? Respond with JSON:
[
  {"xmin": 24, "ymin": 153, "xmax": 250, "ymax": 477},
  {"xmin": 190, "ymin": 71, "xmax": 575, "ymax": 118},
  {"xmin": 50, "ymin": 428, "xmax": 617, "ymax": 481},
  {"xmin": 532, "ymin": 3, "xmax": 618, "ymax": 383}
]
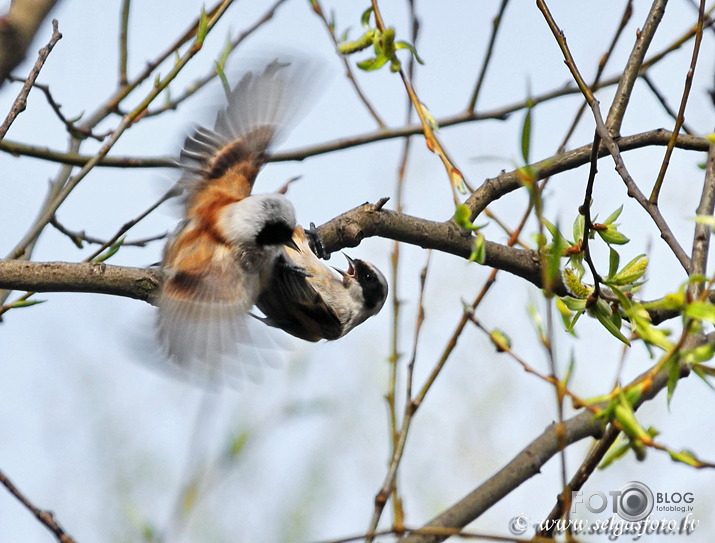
[{"xmin": 363, "ymin": 272, "xmax": 375, "ymax": 282}]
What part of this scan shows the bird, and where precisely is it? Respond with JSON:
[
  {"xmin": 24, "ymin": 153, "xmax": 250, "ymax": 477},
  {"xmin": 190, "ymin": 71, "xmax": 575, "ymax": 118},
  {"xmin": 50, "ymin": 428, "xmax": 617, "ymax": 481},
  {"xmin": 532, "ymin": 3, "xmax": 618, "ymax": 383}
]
[
  {"xmin": 155, "ymin": 59, "xmax": 309, "ymax": 378},
  {"xmin": 255, "ymin": 225, "xmax": 388, "ymax": 342}
]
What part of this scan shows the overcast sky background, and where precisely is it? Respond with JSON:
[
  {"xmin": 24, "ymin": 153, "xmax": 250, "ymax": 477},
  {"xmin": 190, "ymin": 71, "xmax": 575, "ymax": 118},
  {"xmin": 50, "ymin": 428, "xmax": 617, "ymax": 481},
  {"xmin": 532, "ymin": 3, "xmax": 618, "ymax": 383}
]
[{"xmin": 1, "ymin": 1, "xmax": 714, "ymax": 541}]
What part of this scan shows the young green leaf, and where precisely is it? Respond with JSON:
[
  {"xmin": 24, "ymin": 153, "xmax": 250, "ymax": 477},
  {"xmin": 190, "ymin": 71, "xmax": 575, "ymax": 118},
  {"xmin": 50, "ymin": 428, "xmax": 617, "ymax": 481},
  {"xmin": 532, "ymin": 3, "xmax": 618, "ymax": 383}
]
[
  {"xmin": 7, "ymin": 299, "xmax": 46, "ymax": 309},
  {"xmin": 93, "ymin": 236, "xmax": 126, "ymax": 263},
  {"xmin": 520, "ymin": 105, "xmax": 532, "ymax": 165},
  {"xmin": 597, "ymin": 226, "xmax": 629, "ymax": 245},
  {"xmin": 608, "ymin": 255, "xmax": 648, "ymax": 286},
  {"xmin": 469, "ymin": 232, "xmax": 486, "ymax": 264},
  {"xmin": 608, "ymin": 247, "xmax": 620, "ymax": 279},
  {"xmin": 604, "ymin": 205, "xmax": 623, "ymax": 225},
  {"xmin": 685, "ymin": 301, "xmax": 715, "ymax": 325},
  {"xmin": 454, "ymin": 204, "xmax": 475, "ymax": 231}
]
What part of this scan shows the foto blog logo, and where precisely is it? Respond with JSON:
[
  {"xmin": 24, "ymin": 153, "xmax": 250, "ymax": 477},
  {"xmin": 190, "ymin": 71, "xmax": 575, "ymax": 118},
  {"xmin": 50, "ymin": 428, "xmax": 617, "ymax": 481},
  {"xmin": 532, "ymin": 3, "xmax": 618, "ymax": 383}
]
[{"xmin": 572, "ymin": 481, "xmax": 654, "ymax": 521}]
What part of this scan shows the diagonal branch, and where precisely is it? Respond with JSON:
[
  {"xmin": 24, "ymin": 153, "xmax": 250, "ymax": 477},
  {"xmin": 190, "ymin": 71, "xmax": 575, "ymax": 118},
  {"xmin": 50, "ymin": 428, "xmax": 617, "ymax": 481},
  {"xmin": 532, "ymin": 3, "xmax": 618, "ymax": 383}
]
[{"xmin": 399, "ymin": 360, "xmax": 691, "ymax": 543}]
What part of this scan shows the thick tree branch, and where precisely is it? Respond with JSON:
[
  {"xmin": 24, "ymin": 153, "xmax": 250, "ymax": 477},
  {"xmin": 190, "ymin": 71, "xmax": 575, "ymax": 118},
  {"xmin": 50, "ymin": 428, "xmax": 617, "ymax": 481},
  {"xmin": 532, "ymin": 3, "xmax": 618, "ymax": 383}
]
[
  {"xmin": 0, "ymin": 130, "xmax": 710, "ymax": 307},
  {"xmin": 400, "ymin": 361, "xmax": 690, "ymax": 543},
  {"xmin": 0, "ymin": 261, "xmax": 160, "ymax": 303}
]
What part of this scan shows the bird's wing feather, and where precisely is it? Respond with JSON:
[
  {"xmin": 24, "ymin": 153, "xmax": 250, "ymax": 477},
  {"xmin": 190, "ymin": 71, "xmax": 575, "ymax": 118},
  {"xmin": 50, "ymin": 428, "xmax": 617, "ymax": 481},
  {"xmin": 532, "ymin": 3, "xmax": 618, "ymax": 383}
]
[
  {"xmin": 255, "ymin": 227, "xmax": 343, "ymax": 341},
  {"xmin": 156, "ymin": 230, "xmax": 267, "ymax": 380}
]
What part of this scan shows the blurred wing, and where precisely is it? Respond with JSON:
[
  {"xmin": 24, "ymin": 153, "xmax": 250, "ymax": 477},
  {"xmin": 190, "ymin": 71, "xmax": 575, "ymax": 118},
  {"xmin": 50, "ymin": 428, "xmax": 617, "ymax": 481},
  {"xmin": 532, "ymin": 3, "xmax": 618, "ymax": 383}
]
[
  {"xmin": 156, "ymin": 249, "xmax": 269, "ymax": 382},
  {"xmin": 177, "ymin": 58, "xmax": 318, "ymax": 202}
]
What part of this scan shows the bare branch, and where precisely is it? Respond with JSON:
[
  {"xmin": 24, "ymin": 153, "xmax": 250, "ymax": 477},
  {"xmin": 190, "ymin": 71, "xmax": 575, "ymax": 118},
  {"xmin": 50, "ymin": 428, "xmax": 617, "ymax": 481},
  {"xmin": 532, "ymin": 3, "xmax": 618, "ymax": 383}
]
[
  {"xmin": 0, "ymin": 0, "xmax": 58, "ymax": 85},
  {"xmin": 0, "ymin": 18, "xmax": 61, "ymax": 139},
  {"xmin": 605, "ymin": 0, "xmax": 667, "ymax": 135},
  {"xmin": 0, "ymin": 467, "xmax": 77, "ymax": 543},
  {"xmin": 0, "ymin": 260, "xmax": 160, "ymax": 302}
]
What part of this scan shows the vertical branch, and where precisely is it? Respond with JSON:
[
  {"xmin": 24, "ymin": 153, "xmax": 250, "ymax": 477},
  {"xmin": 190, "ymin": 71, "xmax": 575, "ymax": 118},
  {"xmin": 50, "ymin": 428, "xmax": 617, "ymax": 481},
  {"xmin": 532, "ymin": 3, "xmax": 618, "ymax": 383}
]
[
  {"xmin": 118, "ymin": 0, "xmax": 131, "ymax": 86},
  {"xmin": 536, "ymin": 0, "xmax": 691, "ymax": 272},
  {"xmin": 605, "ymin": 0, "xmax": 667, "ymax": 135},
  {"xmin": 370, "ymin": 0, "xmax": 469, "ymax": 204},
  {"xmin": 689, "ymin": 141, "xmax": 715, "ymax": 299},
  {"xmin": 466, "ymin": 0, "xmax": 509, "ymax": 113},
  {"xmin": 310, "ymin": 0, "xmax": 386, "ymax": 127},
  {"xmin": 372, "ymin": 3, "xmax": 419, "ymax": 538},
  {"xmin": 367, "ymin": 253, "xmax": 431, "ymax": 543},
  {"xmin": 650, "ymin": 0, "xmax": 706, "ymax": 204}
]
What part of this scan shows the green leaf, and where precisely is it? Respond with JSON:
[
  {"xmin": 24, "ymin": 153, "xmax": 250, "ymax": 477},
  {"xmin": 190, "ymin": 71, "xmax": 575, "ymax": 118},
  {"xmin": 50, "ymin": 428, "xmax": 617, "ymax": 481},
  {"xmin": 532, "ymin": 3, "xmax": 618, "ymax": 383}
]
[
  {"xmin": 196, "ymin": 6, "xmax": 209, "ymax": 45},
  {"xmin": 613, "ymin": 393, "xmax": 650, "ymax": 442},
  {"xmin": 469, "ymin": 232, "xmax": 486, "ymax": 264},
  {"xmin": 666, "ymin": 357, "xmax": 680, "ymax": 406},
  {"xmin": 7, "ymin": 299, "xmax": 46, "ymax": 309},
  {"xmin": 520, "ymin": 104, "xmax": 532, "ymax": 165},
  {"xmin": 572, "ymin": 214, "xmax": 585, "ymax": 246},
  {"xmin": 560, "ymin": 296, "xmax": 587, "ymax": 312},
  {"xmin": 599, "ymin": 438, "xmax": 632, "ymax": 469},
  {"xmin": 590, "ymin": 299, "xmax": 630, "ymax": 345},
  {"xmin": 360, "ymin": 6, "xmax": 373, "ymax": 27},
  {"xmin": 683, "ymin": 344, "xmax": 715, "ymax": 365},
  {"xmin": 93, "ymin": 236, "xmax": 126, "ymax": 263},
  {"xmin": 692, "ymin": 363, "xmax": 715, "ymax": 391},
  {"xmin": 597, "ymin": 226, "xmax": 629, "ymax": 245},
  {"xmin": 608, "ymin": 248, "xmax": 620, "ymax": 279},
  {"xmin": 604, "ymin": 205, "xmax": 623, "ymax": 225},
  {"xmin": 556, "ymin": 298, "xmax": 578, "ymax": 336},
  {"xmin": 454, "ymin": 204, "xmax": 475, "ymax": 231},
  {"xmin": 214, "ymin": 61, "xmax": 230, "ymax": 98},
  {"xmin": 394, "ymin": 40, "xmax": 425, "ymax": 64},
  {"xmin": 608, "ymin": 255, "xmax": 648, "ymax": 286},
  {"xmin": 667, "ymin": 449, "xmax": 710, "ymax": 468},
  {"xmin": 685, "ymin": 301, "xmax": 715, "ymax": 324},
  {"xmin": 357, "ymin": 54, "xmax": 389, "ymax": 71}
]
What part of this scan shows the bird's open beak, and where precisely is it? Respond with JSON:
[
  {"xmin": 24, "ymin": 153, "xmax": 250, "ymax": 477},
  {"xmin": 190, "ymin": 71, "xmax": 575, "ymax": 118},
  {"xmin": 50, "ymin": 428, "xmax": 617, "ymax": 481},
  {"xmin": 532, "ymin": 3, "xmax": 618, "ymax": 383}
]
[{"xmin": 332, "ymin": 253, "xmax": 356, "ymax": 283}]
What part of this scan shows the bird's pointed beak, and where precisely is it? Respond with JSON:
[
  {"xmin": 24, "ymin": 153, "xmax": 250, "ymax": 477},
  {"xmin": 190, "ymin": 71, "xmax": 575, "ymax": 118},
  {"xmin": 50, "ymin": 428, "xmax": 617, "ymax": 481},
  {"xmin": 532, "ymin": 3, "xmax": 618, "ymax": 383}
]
[
  {"xmin": 284, "ymin": 237, "xmax": 300, "ymax": 252},
  {"xmin": 332, "ymin": 253, "xmax": 356, "ymax": 284}
]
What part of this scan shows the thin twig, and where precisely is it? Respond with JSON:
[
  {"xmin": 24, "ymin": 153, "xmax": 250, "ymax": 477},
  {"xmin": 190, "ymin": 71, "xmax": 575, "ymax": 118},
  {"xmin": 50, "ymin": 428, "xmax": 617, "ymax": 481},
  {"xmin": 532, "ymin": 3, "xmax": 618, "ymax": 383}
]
[
  {"xmin": 311, "ymin": 0, "xmax": 386, "ymax": 128},
  {"xmin": 641, "ymin": 73, "xmax": 695, "ymax": 135},
  {"xmin": 650, "ymin": 0, "xmax": 706, "ymax": 204},
  {"xmin": 689, "ymin": 139, "xmax": 715, "ymax": 299},
  {"xmin": 0, "ymin": 19, "xmax": 61, "ymax": 139},
  {"xmin": 370, "ymin": 0, "xmax": 470, "ymax": 204},
  {"xmin": 605, "ymin": 0, "xmax": 667, "ymax": 135},
  {"xmin": 118, "ymin": 0, "xmax": 131, "ymax": 86},
  {"xmin": 0, "ymin": 468, "xmax": 77, "ymax": 543},
  {"xmin": 50, "ymin": 216, "xmax": 167, "ymax": 249},
  {"xmin": 84, "ymin": 189, "xmax": 175, "ymax": 261},
  {"xmin": 536, "ymin": 0, "xmax": 691, "ymax": 272},
  {"xmin": 5, "ymin": 2, "xmax": 235, "ymax": 263},
  {"xmin": 143, "ymin": 0, "xmax": 288, "ymax": 118},
  {"xmin": 467, "ymin": 0, "xmax": 509, "ymax": 113},
  {"xmin": 366, "ymin": 253, "xmax": 431, "ymax": 543},
  {"xmin": 558, "ymin": 0, "xmax": 633, "ymax": 147},
  {"xmin": 6, "ymin": 75, "xmax": 109, "ymax": 140}
]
